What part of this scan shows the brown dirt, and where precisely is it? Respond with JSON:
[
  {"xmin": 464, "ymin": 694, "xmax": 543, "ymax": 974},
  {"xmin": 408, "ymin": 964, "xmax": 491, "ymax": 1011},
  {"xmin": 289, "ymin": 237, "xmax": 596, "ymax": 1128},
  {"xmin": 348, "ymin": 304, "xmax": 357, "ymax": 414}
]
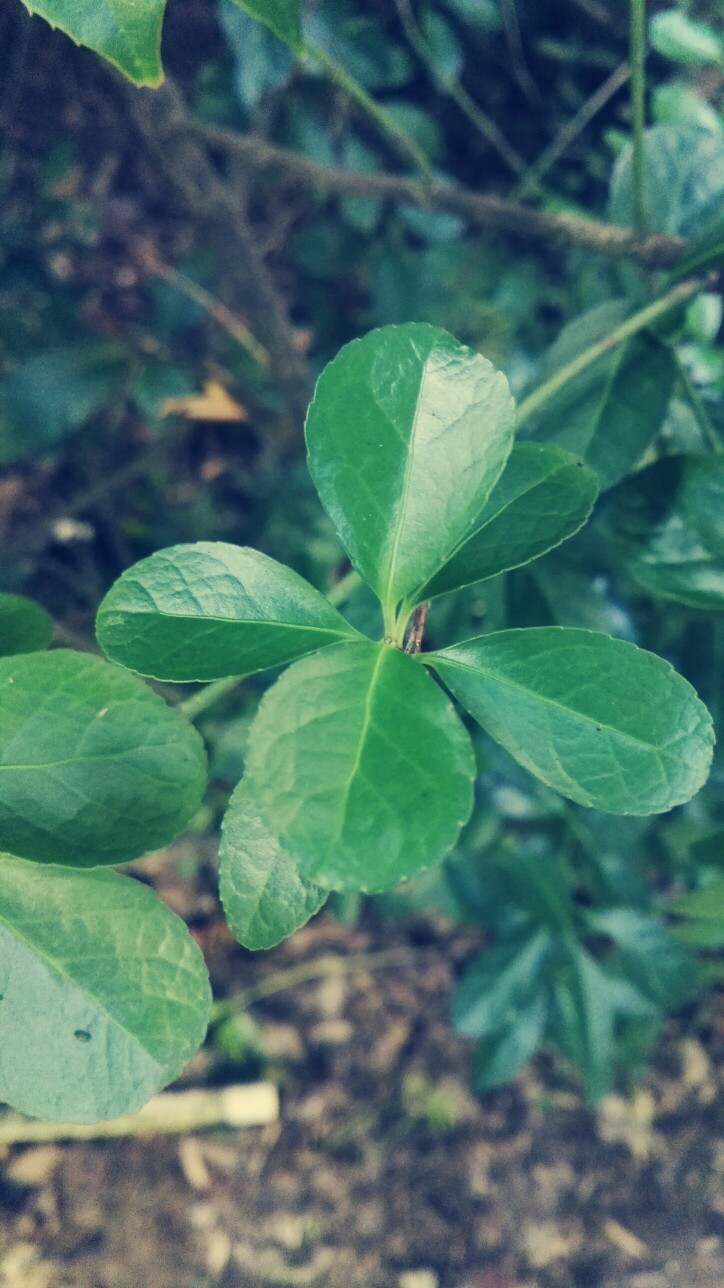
[{"xmin": 1, "ymin": 849, "xmax": 722, "ymax": 1288}]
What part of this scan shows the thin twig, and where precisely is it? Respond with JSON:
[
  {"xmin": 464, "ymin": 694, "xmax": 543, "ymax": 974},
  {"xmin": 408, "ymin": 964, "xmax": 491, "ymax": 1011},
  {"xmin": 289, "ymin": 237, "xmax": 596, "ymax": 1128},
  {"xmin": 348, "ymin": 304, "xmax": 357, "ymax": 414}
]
[
  {"xmin": 673, "ymin": 350, "xmax": 722, "ymax": 454},
  {"xmin": 0, "ymin": 1085, "xmax": 279, "ymax": 1144},
  {"xmin": 180, "ymin": 676, "xmax": 243, "ymax": 721},
  {"xmin": 191, "ymin": 121, "xmax": 687, "ymax": 269},
  {"xmin": 515, "ymin": 274, "xmax": 711, "ymax": 427},
  {"xmin": 629, "ymin": 0, "xmax": 648, "ymax": 234},
  {"xmin": 515, "ymin": 61, "xmax": 631, "ymax": 199},
  {"xmin": 394, "ymin": 0, "xmax": 527, "ymax": 178},
  {"xmin": 135, "ymin": 243, "xmax": 269, "ymax": 368},
  {"xmin": 213, "ymin": 947, "xmax": 434, "ymax": 1021},
  {"xmin": 404, "ymin": 602, "xmax": 429, "ymax": 654},
  {"xmin": 118, "ymin": 76, "xmax": 312, "ymax": 424},
  {"xmin": 302, "ymin": 37, "xmax": 431, "ymax": 178}
]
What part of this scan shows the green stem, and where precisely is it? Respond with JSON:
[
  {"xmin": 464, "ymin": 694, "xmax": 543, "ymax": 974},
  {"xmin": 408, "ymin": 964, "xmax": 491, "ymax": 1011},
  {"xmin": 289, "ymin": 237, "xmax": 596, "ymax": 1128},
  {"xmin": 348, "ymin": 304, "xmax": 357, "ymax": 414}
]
[
  {"xmin": 326, "ymin": 566, "xmax": 362, "ymax": 607},
  {"xmin": 302, "ymin": 38, "xmax": 432, "ymax": 179},
  {"xmin": 629, "ymin": 0, "xmax": 648, "ymax": 234},
  {"xmin": 515, "ymin": 275, "xmax": 707, "ymax": 428},
  {"xmin": 179, "ymin": 675, "xmax": 241, "ymax": 721},
  {"xmin": 673, "ymin": 350, "xmax": 722, "ymax": 454},
  {"xmin": 393, "ymin": 0, "xmax": 527, "ymax": 179}
]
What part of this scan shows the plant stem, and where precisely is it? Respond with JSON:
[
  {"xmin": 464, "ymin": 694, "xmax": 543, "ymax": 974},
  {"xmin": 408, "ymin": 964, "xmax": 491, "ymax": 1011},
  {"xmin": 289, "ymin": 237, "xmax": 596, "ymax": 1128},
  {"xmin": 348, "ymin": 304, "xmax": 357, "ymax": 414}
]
[
  {"xmin": 326, "ymin": 567, "xmax": 362, "ymax": 607},
  {"xmin": 515, "ymin": 275, "xmax": 708, "ymax": 428},
  {"xmin": 673, "ymin": 350, "xmax": 722, "ymax": 454},
  {"xmin": 180, "ymin": 676, "xmax": 242, "ymax": 721},
  {"xmin": 192, "ymin": 120, "xmax": 688, "ymax": 269},
  {"xmin": 393, "ymin": 0, "xmax": 527, "ymax": 179},
  {"xmin": 629, "ymin": 0, "xmax": 648, "ymax": 234},
  {"xmin": 212, "ymin": 947, "xmax": 432, "ymax": 1022},
  {"xmin": 302, "ymin": 38, "xmax": 432, "ymax": 178},
  {"xmin": 514, "ymin": 61, "xmax": 630, "ymax": 200}
]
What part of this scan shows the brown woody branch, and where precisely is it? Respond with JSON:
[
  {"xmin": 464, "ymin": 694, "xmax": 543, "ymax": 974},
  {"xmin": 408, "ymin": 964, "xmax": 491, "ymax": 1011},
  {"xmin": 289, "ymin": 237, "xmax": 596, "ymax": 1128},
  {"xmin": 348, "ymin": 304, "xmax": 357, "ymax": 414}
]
[{"xmin": 188, "ymin": 121, "xmax": 687, "ymax": 270}]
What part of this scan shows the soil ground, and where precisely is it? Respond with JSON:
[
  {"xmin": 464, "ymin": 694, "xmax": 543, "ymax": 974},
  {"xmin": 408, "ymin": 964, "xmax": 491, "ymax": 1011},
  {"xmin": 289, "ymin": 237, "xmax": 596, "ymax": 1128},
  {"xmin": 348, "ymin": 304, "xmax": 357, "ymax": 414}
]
[{"xmin": 1, "ymin": 847, "xmax": 722, "ymax": 1288}]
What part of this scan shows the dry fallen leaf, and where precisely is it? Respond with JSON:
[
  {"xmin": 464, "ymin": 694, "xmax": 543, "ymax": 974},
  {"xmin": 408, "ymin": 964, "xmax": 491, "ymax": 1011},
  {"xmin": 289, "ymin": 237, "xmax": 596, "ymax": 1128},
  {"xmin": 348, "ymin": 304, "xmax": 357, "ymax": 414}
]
[{"xmin": 159, "ymin": 379, "xmax": 247, "ymax": 422}]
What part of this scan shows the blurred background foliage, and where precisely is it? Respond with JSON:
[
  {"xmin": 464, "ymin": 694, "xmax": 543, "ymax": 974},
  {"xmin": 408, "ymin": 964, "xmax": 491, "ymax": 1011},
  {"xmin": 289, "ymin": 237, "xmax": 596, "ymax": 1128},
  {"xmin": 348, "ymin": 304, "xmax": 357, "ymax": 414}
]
[{"xmin": 1, "ymin": 0, "xmax": 723, "ymax": 1100}]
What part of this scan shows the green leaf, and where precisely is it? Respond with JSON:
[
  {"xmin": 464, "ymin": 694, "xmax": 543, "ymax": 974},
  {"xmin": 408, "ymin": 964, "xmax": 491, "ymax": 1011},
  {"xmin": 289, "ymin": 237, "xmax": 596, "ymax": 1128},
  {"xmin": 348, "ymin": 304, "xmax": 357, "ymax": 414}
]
[
  {"xmin": 415, "ymin": 443, "xmax": 598, "ymax": 601},
  {"xmin": 228, "ymin": 0, "xmax": 302, "ymax": 51},
  {"xmin": 629, "ymin": 512, "xmax": 724, "ymax": 611},
  {"xmin": 0, "ymin": 595, "xmax": 53, "ymax": 657},
  {"xmin": 667, "ymin": 881, "xmax": 724, "ymax": 921},
  {"xmin": 0, "ymin": 650, "xmax": 207, "ymax": 867},
  {"xmin": 557, "ymin": 948, "xmax": 615, "ymax": 1100},
  {"xmin": 471, "ymin": 989, "xmax": 548, "ymax": 1091},
  {"xmin": 305, "ymin": 324, "xmax": 515, "ymax": 615},
  {"xmin": 20, "ymin": 1, "xmax": 165, "ymax": 86},
  {"xmin": 650, "ymin": 10, "xmax": 723, "ymax": 66},
  {"xmin": 529, "ymin": 305, "xmax": 676, "ymax": 490},
  {"xmin": 429, "ymin": 628, "xmax": 714, "ymax": 814},
  {"xmin": 220, "ymin": 1, "xmax": 293, "ymax": 110},
  {"xmin": 680, "ymin": 456, "xmax": 724, "ymax": 559},
  {"xmin": 452, "ymin": 930, "xmax": 552, "ymax": 1038},
  {"xmin": 608, "ymin": 125, "xmax": 724, "ymax": 240},
  {"xmin": 219, "ymin": 780, "xmax": 326, "ymax": 950},
  {"xmin": 96, "ymin": 542, "xmax": 360, "ymax": 682},
  {"xmin": 588, "ymin": 908, "xmax": 695, "ymax": 1007},
  {"xmin": 239, "ymin": 640, "xmax": 475, "ymax": 892},
  {"xmin": 0, "ymin": 855, "xmax": 210, "ymax": 1122}
]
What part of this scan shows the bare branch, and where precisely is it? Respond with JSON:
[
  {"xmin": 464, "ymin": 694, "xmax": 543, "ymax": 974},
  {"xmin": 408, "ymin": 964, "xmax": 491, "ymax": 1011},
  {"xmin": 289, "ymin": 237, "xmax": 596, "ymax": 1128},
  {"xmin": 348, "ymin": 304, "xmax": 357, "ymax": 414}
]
[{"xmin": 190, "ymin": 121, "xmax": 686, "ymax": 270}]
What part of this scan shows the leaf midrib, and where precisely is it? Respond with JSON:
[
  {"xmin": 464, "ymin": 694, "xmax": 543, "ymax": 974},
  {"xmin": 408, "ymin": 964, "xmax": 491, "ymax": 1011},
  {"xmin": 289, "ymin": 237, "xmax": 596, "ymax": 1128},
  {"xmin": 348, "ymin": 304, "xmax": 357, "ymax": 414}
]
[
  {"xmin": 100, "ymin": 610, "xmax": 356, "ymax": 638},
  {"xmin": 432, "ymin": 652, "xmax": 684, "ymax": 754},
  {"xmin": 327, "ymin": 645, "xmax": 387, "ymax": 856}
]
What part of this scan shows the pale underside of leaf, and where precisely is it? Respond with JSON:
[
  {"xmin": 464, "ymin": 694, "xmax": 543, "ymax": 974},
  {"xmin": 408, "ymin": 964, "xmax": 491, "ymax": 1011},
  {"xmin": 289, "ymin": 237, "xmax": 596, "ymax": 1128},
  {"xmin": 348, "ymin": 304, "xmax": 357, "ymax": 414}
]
[
  {"xmin": 0, "ymin": 650, "xmax": 207, "ymax": 867},
  {"xmin": 0, "ymin": 857, "xmax": 210, "ymax": 1122}
]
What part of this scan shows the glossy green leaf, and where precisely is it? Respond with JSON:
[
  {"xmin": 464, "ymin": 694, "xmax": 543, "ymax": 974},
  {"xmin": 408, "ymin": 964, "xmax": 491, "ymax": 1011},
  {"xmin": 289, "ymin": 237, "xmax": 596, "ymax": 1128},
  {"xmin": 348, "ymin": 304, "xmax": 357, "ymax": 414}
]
[
  {"xmin": 0, "ymin": 650, "xmax": 207, "ymax": 867},
  {"xmin": 228, "ymin": 0, "xmax": 302, "ymax": 49},
  {"xmin": 415, "ymin": 443, "xmax": 598, "ymax": 602},
  {"xmin": 530, "ymin": 304, "xmax": 676, "ymax": 490},
  {"xmin": 609, "ymin": 125, "xmax": 724, "ymax": 240},
  {"xmin": 20, "ymin": 0, "xmax": 165, "ymax": 86},
  {"xmin": 430, "ymin": 628, "xmax": 714, "ymax": 814},
  {"xmin": 305, "ymin": 324, "xmax": 515, "ymax": 613},
  {"xmin": 96, "ymin": 542, "xmax": 359, "ymax": 682},
  {"xmin": 452, "ymin": 930, "xmax": 552, "ymax": 1038},
  {"xmin": 0, "ymin": 855, "xmax": 210, "ymax": 1122},
  {"xmin": 240, "ymin": 640, "xmax": 475, "ymax": 892},
  {"xmin": 0, "ymin": 595, "xmax": 53, "ymax": 657},
  {"xmin": 650, "ymin": 10, "xmax": 723, "ymax": 65},
  {"xmin": 219, "ymin": 779, "xmax": 326, "ymax": 950},
  {"xmin": 471, "ymin": 989, "xmax": 548, "ymax": 1091}
]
